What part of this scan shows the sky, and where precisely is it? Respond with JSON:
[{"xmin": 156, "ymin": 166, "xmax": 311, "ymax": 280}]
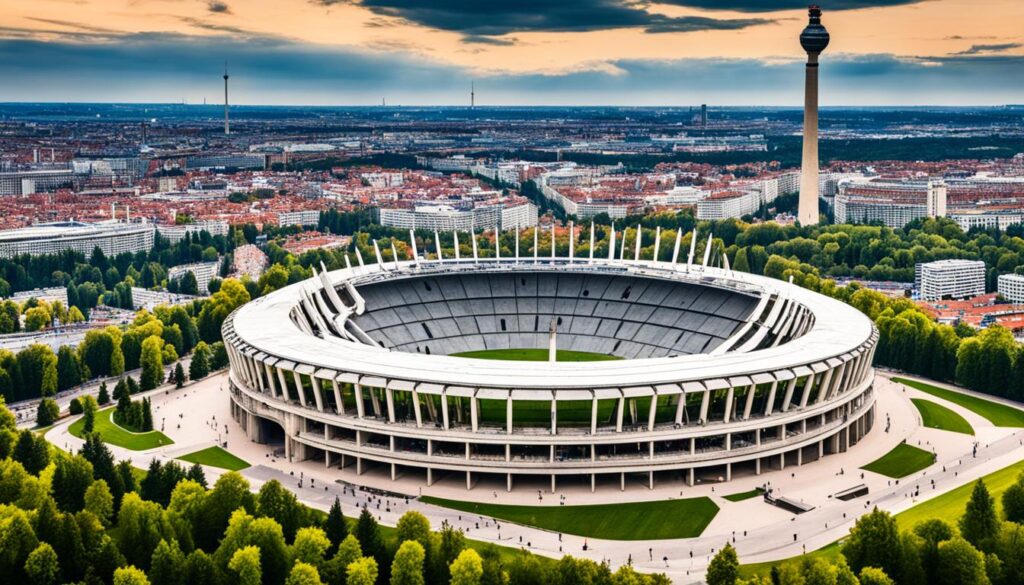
[{"xmin": 1, "ymin": 0, "xmax": 1022, "ymax": 106}]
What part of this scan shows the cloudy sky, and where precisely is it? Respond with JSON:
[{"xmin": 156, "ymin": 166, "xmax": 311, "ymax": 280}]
[{"xmin": 1, "ymin": 0, "xmax": 1022, "ymax": 106}]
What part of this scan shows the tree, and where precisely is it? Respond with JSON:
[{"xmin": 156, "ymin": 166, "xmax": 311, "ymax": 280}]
[
  {"xmin": 13, "ymin": 429, "xmax": 50, "ymax": 474},
  {"xmin": 841, "ymin": 508, "xmax": 901, "ymax": 578},
  {"xmin": 24, "ymin": 306, "xmax": 51, "ymax": 331},
  {"xmin": 391, "ymin": 540, "xmax": 426, "ymax": 585},
  {"xmin": 174, "ymin": 363, "xmax": 186, "ymax": 388},
  {"xmin": 706, "ymin": 543, "xmax": 740, "ymax": 585},
  {"xmin": 258, "ymin": 479, "xmax": 306, "ymax": 542},
  {"xmin": 56, "ymin": 346, "xmax": 82, "ymax": 391},
  {"xmin": 19, "ymin": 344, "xmax": 58, "ymax": 399},
  {"xmin": 857, "ymin": 567, "xmax": 895, "ymax": 585},
  {"xmin": 1002, "ymin": 472, "xmax": 1024, "ymax": 524},
  {"xmin": 113, "ymin": 566, "xmax": 152, "ymax": 585},
  {"xmin": 325, "ymin": 496, "xmax": 347, "ymax": 553},
  {"xmin": 291, "ymin": 527, "xmax": 331, "ymax": 572},
  {"xmin": 190, "ymin": 342, "xmax": 211, "ymax": 380},
  {"xmin": 97, "ymin": 381, "xmax": 110, "ymax": 405},
  {"xmin": 81, "ymin": 395, "xmax": 97, "ymax": 434},
  {"xmin": 196, "ymin": 472, "xmax": 255, "ymax": 551},
  {"xmin": 69, "ymin": 397, "xmax": 83, "ymax": 415},
  {"xmin": 285, "ymin": 562, "xmax": 324, "ymax": 585},
  {"xmin": 149, "ymin": 539, "xmax": 186, "ymax": 585},
  {"xmin": 449, "ymin": 549, "xmax": 483, "ymax": 585},
  {"xmin": 355, "ymin": 508, "xmax": 387, "ymax": 578},
  {"xmin": 52, "ymin": 455, "xmax": 94, "ymax": 513},
  {"xmin": 936, "ymin": 537, "xmax": 988, "ymax": 585},
  {"xmin": 84, "ymin": 479, "xmax": 114, "ymax": 527},
  {"xmin": 140, "ymin": 335, "xmax": 165, "ymax": 391},
  {"xmin": 960, "ymin": 480, "xmax": 999, "ymax": 552},
  {"xmin": 36, "ymin": 398, "xmax": 60, "ymax": 427},
  {"xmin": 24, "ymin": 542, "xmax": 60, "ymax": 585},
  {"xmin": 346, "ymin": 557, "xmax": 379, "ymax": 585},
  {"xmin": 185, "ymin": 549, "xmax": 218, "ymax": 585}
]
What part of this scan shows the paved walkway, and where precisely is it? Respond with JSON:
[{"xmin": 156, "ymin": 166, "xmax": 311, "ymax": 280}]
[{"xmin": 43, "ymin": 371, "xmax": 1024, "ymax": 584}]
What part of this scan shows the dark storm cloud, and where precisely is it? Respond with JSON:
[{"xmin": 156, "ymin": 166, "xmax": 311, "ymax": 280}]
[
  {"xmin": 207, "ymin": 1, "xmax": 232, "ymax": 14},
  {"xmin": 654, "ymin": 1, "xmax": 927, "ymax": 12},
  {"xmin": 953, "ymin": 43, "xmax": 1022, "ymax": 55},
  {"xmin": 315, "ymin": 0, "xmax": 771, "ymax": 37},
  {"xmin": 460, "ymin": 35, "xmax": 517, "ymax": 46},
  {"xmin": 1, "ymin": 33, "xmax": 1022, "ymax": 105}
]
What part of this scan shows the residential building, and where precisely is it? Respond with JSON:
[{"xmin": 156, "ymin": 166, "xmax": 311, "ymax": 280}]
[{"xmin": 915, "ymin": 259, "xmax": 986, "ymax": 300}]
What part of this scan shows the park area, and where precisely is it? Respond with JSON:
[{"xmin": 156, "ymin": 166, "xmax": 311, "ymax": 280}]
[
  {"xmin": 67, "ymin": 407, "xmax": 173, "ymax": 451},
  {"xmin": 861, "ymin": 443, "xmax": 935, "ymax": 479},
  {"xmin": 894, "ymin": 377, "xmax": 1024, "ymax": 427},
  {"xmin": 177, "ymin": 446, "xmax": 250, "ymax": 471},
  {"xmin": 420, "ymin": 495, "xmax": 719, "ymax": 540},
  {"xmin": 911, "ymin": 398, "xmax": 974, "ymax": 435}
]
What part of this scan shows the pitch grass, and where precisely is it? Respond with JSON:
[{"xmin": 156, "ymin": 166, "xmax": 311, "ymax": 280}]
[
  {"xmin": 452, "ymin": 348, "xmax": 622, "ymax": 362},
  {"xmin": 420, "ymin": 495, "xmax": 719, "ymax": 540},
  {"xmin": 861, "ymin": 443, "xmax": 936, "ymax": 479},
  {"xmin": 893, "ymin": 377, "xmax": 1024, "ymax": 427},
  {"xmin": 723, "ymin": 487, "xmax": 765, "ymax": 502},
  {"xmin": 177, "ymin": 446, "xmax": 250, "ymax": 471},
  {"xmin": 912, "ymin": 398, "xmax": 974, "ymax": 435},
  {"xmin": 68, "ymin": 407, "xmax": 173, "ymax": 451}
]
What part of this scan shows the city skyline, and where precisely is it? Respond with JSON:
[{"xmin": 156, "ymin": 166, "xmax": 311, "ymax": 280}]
[{"xmin": 1, "ymin": 0, "xmax": 1023, "ymax": 106}]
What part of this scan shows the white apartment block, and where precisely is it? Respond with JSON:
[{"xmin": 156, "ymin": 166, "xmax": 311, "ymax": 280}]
[
  {"xmin": 697, "ymin": 191, "xmax": 762, "ymax": 220},
  {"xmin": 379, "ymin": 202, "xmax": 537, "ymax": 231},
  {"xmin": 157, "ymin": 220, "xmax": 230, "ymax": 243},
  {"xmin": 998, "ymin": 273, "xmax": 1024, "ymax": 303},
  {"xmin": 0, "ymin": 221, "xmax": 155, "ymax": 259},
  {"xmin": 0, "ymin": 169, "xmax": 75, "ymax": 195},
  {"xmin": 915, "ymin": 259, "xmax": 986, "ymax": 301},
  {"xmin": 169, "ymin": 261, "xmax": 220, "ymax": 294},
  {"xmin": 835, "ymin": 180, "xmax": 947, "ymax": 228},
  {"xmin": 277, "ymin": 210, "xmax": 321, "ymax": 227}
]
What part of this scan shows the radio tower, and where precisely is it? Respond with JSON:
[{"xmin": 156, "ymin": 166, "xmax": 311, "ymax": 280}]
[
  {"xmin": 223, "ymin": 62, "xmax": 230, "ymax": 135},
  {"xmin": 798, "ymin": 5, "xmax": 830, "ymax": 225},
  {"xmin": 471, "ymin": 82, "xmax": 475, "ymax": 109}
]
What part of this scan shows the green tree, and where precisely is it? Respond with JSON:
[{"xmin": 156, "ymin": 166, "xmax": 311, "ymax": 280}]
[
  {"xmin": 24, "ymin": 542, "xmax": 60, "ymax": 585},
  {"xmin": 13, "ymin": 429, "xmax": 50, "ymax": 474},
  {"xmin": 113, "ymin": 566, "xmax": 152, "ymax": 585},
  {"xmin": 325, "ymin": 496, "xmax": 347, "ymax": 553},
  {"xmin": 857, "ymin": 567, "xmax": 895, "ymax": 585},
  {"xmin": 1002, "ymin": 472, "xmax": 1024, "ymax": 524},
  {"xmin": 196, "ymin": 472, "xmax": 255, "ymax": 551},
  {"xmin": 56, "ymin": 345, "xmax": 82, "ymax": 391},
  {"xmin": 960, "ymin": 480, "xmax": 999, "ymax": 552},
  {"xmin": 149, "ymin": 539, "xmax": 187, "ymax": 585},
  {"xmin": 936, "ymin": 537, "xmax": 989, "ymax": 585},
  {"xmin": 285, "ymin": 561, "xmax": 324, "ymax": 585},
  {"xmin": 84, "ymin": 479, "xmax": 114, "ymax": 527},
  {"xmin": 449, "ymin": 549, "xmax": 483, "ymax": 585},
  {"xmin": 81, "ymin": 394, "xmax": 97, "ymax": 434},
  {"xmin": 355, "ymin": 508, "xmax": 387, "ymax": 580},
  {"xmin": 190, "ymin": 342, "xmax": 211, "ymax": 380},
  {"xmin": 140, "ymin": 335, "xmax": 165, "ymax": 391},
  {"xmin": 841, "ymin": 508, "xmax": 901, "ymax": 578},
  {"xmin": 19, "ymin": 344, "xmax": 58, "ymax": 398},
  {"xmin": 706, "ymin": 543, "xmax": 740, "ymax": 585},
  {"xmin": 52, "ymin": 455, "xmax": 94, "ymax": 513},
  {"xmin": 391, "ymin": 540, "xmax": 426, "ymax": 585},
  {"xmin": 185, "ymin": 549, "xmax": 219, "ymax": 585},
  {"xmin": 346, "ymin": 557, "xmax": 379, "ymax": 585},
  {"xmin": 174, "ymin": 363, "xmax": 186, "ymax": 388},
  {"xmin": 291, "ymin": 527, "xmax": 331, "ymax": 572},
  {"xmin": 97, "ymin": 381, "xmax": 110, "ymax": 405},
  {"xmin": 36, "ymin": 398, "xmax": 59, "ymax": 427},
  {"xmin": 24, "ymin": 306, "xmax": 51, "ymax": 331},
  {"xmin": 257, "ymin": 479, "xmax": 305, "ymax": 542}
]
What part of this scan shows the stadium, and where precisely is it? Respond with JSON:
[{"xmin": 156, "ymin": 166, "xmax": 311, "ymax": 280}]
[{"xmin": 223, "ymin": 230, "xmax": 878, "ymax": 492}]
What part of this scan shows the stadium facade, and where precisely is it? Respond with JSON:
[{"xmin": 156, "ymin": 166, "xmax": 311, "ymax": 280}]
[{"xmin": 224, "ymin": 229, "xmax": 877, "ymax": 491}]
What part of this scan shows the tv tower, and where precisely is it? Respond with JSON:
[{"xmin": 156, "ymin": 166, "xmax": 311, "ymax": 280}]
[
  {"xmin": 471, "ymin": 82, "xmax": 475, "ymax": 109},
  {"xmin": 223, "ymin": 62, "xmax": 230, "ymax": 135},
  {"xmin": 798, "ymin": 5, "xmax": 829, "ymax": 226}
]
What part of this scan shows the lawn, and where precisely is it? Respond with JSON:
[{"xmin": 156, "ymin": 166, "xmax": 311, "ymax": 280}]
[
  {"xmin": 177, "ymin": 446, "xmax": 250, "ymax": 471},
  {"xmin": 912, "ymin": 398, "xmax": 974, "ymax": 435},
  {"xmin": 68, "ymin": 408, "xmax": 174, "ymax": 451},
  {"xmin": 893, "ymin": 377, "xmax": 1024, "ymax": 427},
  {"xmin": 420, "ymin": 495, "xmax": 719, "ymax": 540},
  {"xmin": 723, "ymin": 487, "xmax": 765, "ymax": 502},
  {"xmin": 861, "ymin": 443, "xmax": 935, "ymax": 479},
  {"xmin": 739, "ymin": 540, "xmax": 844, "ymax": 579},
  {"xmin": 895, "ymin": 458, "xmax": 1024, "ymax": 531},
  {"xmin": 452, "ymin": 349, "xmax": 621, "ymax": 362}
]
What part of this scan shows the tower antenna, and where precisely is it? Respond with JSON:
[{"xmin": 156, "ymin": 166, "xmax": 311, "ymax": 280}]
[{"xmin": 223, "ymin": 62, "xmax": 230, "ymax": 135}]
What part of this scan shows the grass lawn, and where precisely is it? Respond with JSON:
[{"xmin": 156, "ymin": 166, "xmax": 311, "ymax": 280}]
[
  {"xmin": 723, "ymin": 487, "xmax": 765, "ymax": 502},
  {"xmin": 420, "ymin": 495, "xmax": 719, "ymax": 540},
  {"xmin": 895, "ymin": 458, "xmax": 1024, "ymax": 531},
  {"xmin": 861, "ymin": 443, "xmax": 936, "ymax": 479},
  {"xmin": 912, "ymin": 398, "xmax": 974, "ymax": 435},
  {"xmin": 452, "ymin": 348, "xmax": 622, "ymax": 362},
  {"xmin": 177, "ymin": 446, "xmax": 250, "ymax": 471},
  {"xmin": 68, "ymin": 407, "xmax": 174, "ymax": 451},
  {"xmin": 893, "ymin": 377, "xmax": 1024, "ymax": 427}
]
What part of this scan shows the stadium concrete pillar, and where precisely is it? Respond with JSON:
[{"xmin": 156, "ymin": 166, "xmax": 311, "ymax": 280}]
[
  {"xmin": 551, "ymin": 475, "xmax": 556, "ymax": 493},
  {"xmin": 726, "ymin": 463, "xmax": 732, "ymax": 481},
  {"xmin": 815, "ymin": 369, "xmax": 835, "ymax": 405},
  {"xmin": 427, "ymin": 468, "xmax": 433, "ymax": 486},
  {"xmin": 591, "ymin": 397, "xmax": 599, "ymax": 435},
  {"xmin": 391, "ymin": 463, "xmax": 396, "ymax": 480},
  {"xmin": 616, "ymin": 396, "xmax": 625, "ymax": 432},
  {"xmin": 356, "ymin": 457, "xmax": 363, "ymax": 475},
  {"xmin": 550, "ymin": 399, "xmax": 557, "ymax": 435},
  {"xmin": 466, "ymin": 471, "xmax": 471, "ymax": 490},
  {"xmin": 726, "ymin": 433, "xmax": 732, "ymax": 451},
  {"xmin": 764, "ymin": 381, "xmax": 778, "ymax": 416},
  {"xmin": 690, "ymin": 438, "xmax": 695, "ymax": 455},
  {"xmin": 471, "ymin": 396, "xmax": 478, "ymax": 432},
  {"xmin": 386, "ymin": 388, "xmax": 396, "ymax": 422},
  {"xmin": 648, "ymin": 471, "xmax": 653, "ymax": 490},
  {"xmin": 506, "ymin": 397, "xmax": 513, "ymax": 435},
  {"xmin": 412, "ymin": 389, "xmax": 422, "ymax": 427},
  {"xmin": 311, "ymin": 376, "xmax": 324, "ymax": 412},
  {"xmin": 292, "ymin": 372, "xmax": 307, "ymax": 407},
  {"xmin": 620, "ymin": 473, "xmax": 625, "ymax": 491},
  {"xmin": 797, "ymin": 448, "xmax": 803, "ymax": 466},
  {"xmin": 264, "ymin": 364, "xmax": 278, "ymax": 398},
  {"xmin": 819, "ymin": 440, "xmax": 824, "ymax": 459},
  {"xmin": 354, "ymin": 384, "xmax": 365, "ymax": 418},
  {"xmin": 756, "ymin": 428, "xmax": 761, "ymax": 446},
  {"xmin": 781, "ymin": 378, "xmax": 797, "ymax": 412},
  {"xmin": 506, "ymin": 444, "xmax": 511, "ymax": 462},
  {"xmin": 799, "ymin": 373, "xmax": 816, "ymax": 408},
  {"xmin": 591, "ymin": 474, "xmax": 596, "ymax": 492},
  {"xmin": 674, "ymin": 394, "xmax": 685, "ymax": 425},
  {"xmin": 743, "ymin": 384, "xmax": 756, "ymax": 420},
  {"xmin": 688, "ymin": 468, "xmax": 695, "ymax": 486},
  {"xmin": 370, "ymin": 388, "xmax": 382, "ymax": 417},
  {"xmin": 441, "ymin": 393, "xmax": 450, "ymax": 429},
  {"xmin": 780, "ymin": 453, "xmax": 786, "ymax": 471},
  {"xmin": 507, "ymin": 473, "xmax": 512, "ymax": 492},
  {"xmin": 699, "ymin": 390, "xmax": 710, "ymax": 424},
  {"xmin": 723, "ymin": 386, "xmax": 735, "ymax": 423},
  {"xmin": 332, "ymin": 379, "xmax": 344, "ymax": 415},
  {"xmin": 756, "ymin": 458, "xmax": 761, "ymax": 475},
  {"xmin": 648, "ymin": 395, "xmax": 657, "ymax": 431},
  {"xmin": 277, "ymin": 368, "xmax": 291, "ymax": 402}
]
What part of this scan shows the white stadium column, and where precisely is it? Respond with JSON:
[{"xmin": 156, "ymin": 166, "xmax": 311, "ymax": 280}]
[
  {"xmin": 332, "ymin": 378, "xmax": 344, "ymax": 414},
  {"xmin": 698, "ymin": 390, "xmax": 710, "ymax": 424},
  {"xmin": 292, "ymin": 371, "xmax": 307, "ymax": 407},
  {"xmin": 412, "ymin": 388, "xmax": 423, "ymax": 427},
  {"xmin": 310, "ymin": 375, "xmax": 325, "ymax": 412},
  {"xmin": 354, "ymin": 384, "xmax": 365, "ymax": 418}
]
